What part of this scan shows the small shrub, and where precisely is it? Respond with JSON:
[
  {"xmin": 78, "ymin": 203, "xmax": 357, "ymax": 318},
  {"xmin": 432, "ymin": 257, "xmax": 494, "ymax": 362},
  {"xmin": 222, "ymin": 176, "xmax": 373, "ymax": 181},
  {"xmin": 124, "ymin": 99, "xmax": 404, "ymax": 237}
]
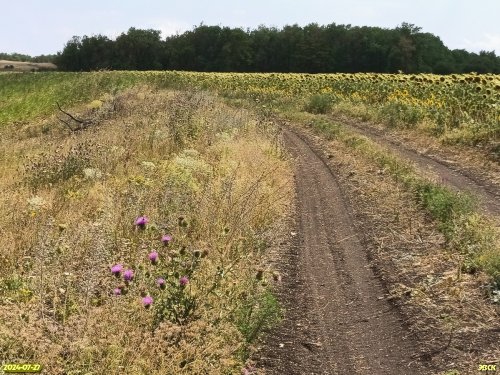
[
  {"xmin": 344, "ymin": 134, "xmax": 368, "ymax": 149},
  {"xmin": 415, "ymin": 183, "xmax": 475, "ymax": 237},
  {"xmin": 379, "ymin": 102, "xmax": 424, "ymax": 128},
  {"xmin": 450, "ymin": 214, "xmax": 500, "ymax": 283},
  {"xmin": 236, "ymin": 288, "xmax": 281, "ymax": 344},
  {"xmin": 304, "ymin": 94, "xmax": 332, "ymax": 114},
  {"xmin": 311, "ymin": 118, "xmax": 342, "ymax": 140}
]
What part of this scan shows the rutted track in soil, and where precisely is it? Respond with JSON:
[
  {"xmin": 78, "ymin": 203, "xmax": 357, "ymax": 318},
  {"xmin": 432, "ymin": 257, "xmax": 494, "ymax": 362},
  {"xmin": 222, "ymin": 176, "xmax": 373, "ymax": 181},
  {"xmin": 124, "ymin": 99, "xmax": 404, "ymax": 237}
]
[
  {"xmin": 256, "ymin": 127, "xmax": 433, "ymax": 374},
  {"xmin": 332, "ymin": 115, "xmax": 500, "ymax": 216}
]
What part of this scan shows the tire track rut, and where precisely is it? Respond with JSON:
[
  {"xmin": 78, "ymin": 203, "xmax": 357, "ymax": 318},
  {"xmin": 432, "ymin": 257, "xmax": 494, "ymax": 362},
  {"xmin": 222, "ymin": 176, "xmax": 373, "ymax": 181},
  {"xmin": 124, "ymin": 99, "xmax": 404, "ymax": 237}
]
[
  {"xmin": 258, "ymin": 127, "xmax": 433, "ymax": 374},
  {"xmin": 333, "ymin": 116, "xmax": 500, "ymax": 216}
]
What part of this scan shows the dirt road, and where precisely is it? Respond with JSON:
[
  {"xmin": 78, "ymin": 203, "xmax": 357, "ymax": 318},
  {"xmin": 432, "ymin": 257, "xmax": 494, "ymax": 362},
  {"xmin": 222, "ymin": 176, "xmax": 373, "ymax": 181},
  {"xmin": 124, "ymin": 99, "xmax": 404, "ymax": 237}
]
[
  {"xmin": 333, "ymin": 115, "xmax": 500, "ymax": 216},
  {"xmin": 257, "ymin": 128, "xmax": 434, "ymax": 374}
]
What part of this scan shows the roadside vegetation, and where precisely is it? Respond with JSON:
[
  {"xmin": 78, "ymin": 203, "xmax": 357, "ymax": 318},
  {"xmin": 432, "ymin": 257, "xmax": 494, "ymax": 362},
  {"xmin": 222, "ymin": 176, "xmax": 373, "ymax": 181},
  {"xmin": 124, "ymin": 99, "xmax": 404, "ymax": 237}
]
[
  {"xmin": 0, "ymin": 87, "xmax": 292, "ymax": 374},
  {"xmin": 1, "ymin": 70, "xmax": 498, "ymax": 373}
]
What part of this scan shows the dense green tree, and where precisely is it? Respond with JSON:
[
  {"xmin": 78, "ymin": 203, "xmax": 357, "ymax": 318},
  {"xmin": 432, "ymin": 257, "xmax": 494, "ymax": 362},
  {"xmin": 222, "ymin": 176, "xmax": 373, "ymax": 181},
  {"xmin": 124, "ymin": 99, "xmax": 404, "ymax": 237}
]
[
  {"xmin": 463, "ymin": 51, "xmax": 500, "ymax": 73},
  {"xmin": 79, "ymin": 35, "xmax": 114, "ymax": 70},
  {"xmin": 55, "ymin": 36, "xmax": 83, "ymax": 71},
  {"xmin": 414, "ymin": 33, "xmax": 453, "ymax": 73},
  {"xmin": 114, "ymin": 28, "xmax": 163, "ymax": 70},
  {"xmin": 49, "ymin": 23, "xmax": 500, "ymax": 73},
  {"xmin": 296, "ymin": 23, "xmax": 331, "ymax": 72},
  {"xmin": 217, "ymin": 27, "xmax": 253, "ymax": 71},
  {"xmin": 249, "ymin": 26, "xmax": 277, "ymax": 71},
  {"xmin": 55, "ymin": 35, "xmax": 113, "ymax": 71}
]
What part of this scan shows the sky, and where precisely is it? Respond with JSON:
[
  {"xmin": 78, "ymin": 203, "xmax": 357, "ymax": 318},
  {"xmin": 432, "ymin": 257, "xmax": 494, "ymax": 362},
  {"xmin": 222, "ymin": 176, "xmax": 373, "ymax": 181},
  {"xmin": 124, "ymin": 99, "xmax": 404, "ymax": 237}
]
[{"xmin": 1, "ymin": 0, "xmax": 499, "ymax": 56}]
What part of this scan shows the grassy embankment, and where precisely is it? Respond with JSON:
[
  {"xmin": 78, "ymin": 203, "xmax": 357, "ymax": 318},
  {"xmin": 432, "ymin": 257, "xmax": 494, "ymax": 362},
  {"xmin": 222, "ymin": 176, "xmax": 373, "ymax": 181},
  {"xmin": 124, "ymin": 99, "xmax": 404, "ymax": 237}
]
[{"xmin": 0, "ymin": 76, "xmax": 292, "ymax": 374}]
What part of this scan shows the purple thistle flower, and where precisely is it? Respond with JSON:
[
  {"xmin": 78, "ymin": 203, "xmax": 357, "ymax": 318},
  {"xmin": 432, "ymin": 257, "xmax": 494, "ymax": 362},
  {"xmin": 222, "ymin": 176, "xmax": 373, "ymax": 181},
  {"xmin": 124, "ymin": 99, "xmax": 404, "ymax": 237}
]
[
  {"xmin": 179, "ymin": 276, "xmax": 189, "ymax": 287},
  {"xmin": 123, "ymin": 269, "xmax": 134, "ymax": 282},
  {"xmin": 135, "ymin": 216, "xmax": 149, "ymax": 228},
  {"xmin": 157, "ymin": 278, "xmax": 166, "ymax": 289},
  {"xmin": 142, "ymin": 295, "xmax": 153, "ymax": 308},
  {"xmin": 148, "ymin": 251, "xmax": 159, "ymax": 264},
  {"xmin": 111, "ymin": 264, "xmax": 123, "ymax": 277},
  {"xmin": 113, "ymin": 288, "xmax": 122, "ymax": 296},
  {"xmin": 161, "ymin": 234, "xmax": 172, "ymax": 245}
]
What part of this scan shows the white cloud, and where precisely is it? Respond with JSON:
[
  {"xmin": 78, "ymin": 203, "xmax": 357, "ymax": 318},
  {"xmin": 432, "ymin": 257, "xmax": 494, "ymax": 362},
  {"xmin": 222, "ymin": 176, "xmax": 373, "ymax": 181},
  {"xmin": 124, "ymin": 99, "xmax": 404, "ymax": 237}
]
[
  {"xmin": 152, "ymin": 20, "xmax": 191, "ymax": 37},
  {"xmin": 102, "ymin": 20, "xmax": 190, "ymax": 40},
  {"xmin": 462, "ymin": 33, "xmax": 500, "ymax": 53}
]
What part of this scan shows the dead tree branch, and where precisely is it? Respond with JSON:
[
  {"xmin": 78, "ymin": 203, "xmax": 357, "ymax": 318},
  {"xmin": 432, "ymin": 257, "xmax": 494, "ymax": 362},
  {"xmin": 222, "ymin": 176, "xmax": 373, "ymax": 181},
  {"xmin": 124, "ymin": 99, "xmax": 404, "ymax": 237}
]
[
  {"xmin": 56, "ymin": 102, "xmax": 93, "ymax": 131},
  {"xmin": 56, "ymin": 116, "xmax": 77, "ymax": 132}
]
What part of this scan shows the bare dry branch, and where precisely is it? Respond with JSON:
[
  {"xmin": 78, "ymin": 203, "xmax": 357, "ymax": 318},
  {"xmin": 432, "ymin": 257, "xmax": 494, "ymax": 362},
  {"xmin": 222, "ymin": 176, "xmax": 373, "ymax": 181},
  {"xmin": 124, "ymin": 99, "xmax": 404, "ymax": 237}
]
[
  {"xmin": 56, "ymin": 102, "xmax": 93, "ymax": 131},
  {"xmin": 56, "ymin": 116, "xmax": 77, "ymax": 132}
]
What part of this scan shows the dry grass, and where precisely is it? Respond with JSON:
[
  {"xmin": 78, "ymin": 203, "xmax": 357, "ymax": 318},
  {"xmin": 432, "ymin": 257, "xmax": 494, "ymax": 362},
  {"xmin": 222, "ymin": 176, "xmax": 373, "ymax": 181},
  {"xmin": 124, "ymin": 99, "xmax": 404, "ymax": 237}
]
[
  {"xmin": 0, "ymin": 60, "xmax": 57, "ymax": 72},
  {"xmin": 0, "ymin": 87, "xmax": 292, "ymax": 374}
]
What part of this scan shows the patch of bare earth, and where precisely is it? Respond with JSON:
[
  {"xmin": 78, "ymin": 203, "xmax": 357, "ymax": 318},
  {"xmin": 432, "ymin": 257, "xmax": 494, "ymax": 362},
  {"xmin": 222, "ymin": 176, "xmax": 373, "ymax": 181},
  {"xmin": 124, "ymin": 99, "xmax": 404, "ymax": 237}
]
[
  {"xmin": 256, "ymin": 122, "xmax": 499, "ymax": 375},
  {"xmin": 255, "ymin": 127, "xmax": 435, "ymax": 374}
]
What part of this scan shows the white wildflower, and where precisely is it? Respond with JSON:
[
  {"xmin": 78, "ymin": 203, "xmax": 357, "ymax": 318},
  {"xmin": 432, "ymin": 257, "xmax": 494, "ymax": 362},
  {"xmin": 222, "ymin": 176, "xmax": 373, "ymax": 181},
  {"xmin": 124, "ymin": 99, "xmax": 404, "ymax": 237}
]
[
  {"xmin": 83, "ymin": 168, "xmax": 102, "ymax": 180},
  {"xmin": 27, "ymin": 196, "xmax": 46, "ymax": 209}
]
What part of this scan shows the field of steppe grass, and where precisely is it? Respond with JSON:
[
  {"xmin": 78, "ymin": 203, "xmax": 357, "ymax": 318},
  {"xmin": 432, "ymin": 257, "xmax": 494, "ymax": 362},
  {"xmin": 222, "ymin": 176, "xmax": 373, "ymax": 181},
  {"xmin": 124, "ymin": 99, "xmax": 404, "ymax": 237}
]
[
  {"xmin": 1, "ymin": 69, "xmax": 499, "ymax": 374},
  {"xmin": 0, "ymin": 87, "xmax": 292, "ymax": 374},
  {"xmin": 0, "ymin": 72, "xmax": 145, "ymax": 124}
]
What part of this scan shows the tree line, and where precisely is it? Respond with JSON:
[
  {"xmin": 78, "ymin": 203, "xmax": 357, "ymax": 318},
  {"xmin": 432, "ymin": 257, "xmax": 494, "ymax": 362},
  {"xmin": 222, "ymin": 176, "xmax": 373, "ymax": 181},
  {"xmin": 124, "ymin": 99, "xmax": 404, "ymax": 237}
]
[
  {"xmin": 0, "ymin": 52, "xmax": 57, "ymax": 63},
  {"xmin": 15, "ymin": 23, "xmax": 500, "ymax": 73}
]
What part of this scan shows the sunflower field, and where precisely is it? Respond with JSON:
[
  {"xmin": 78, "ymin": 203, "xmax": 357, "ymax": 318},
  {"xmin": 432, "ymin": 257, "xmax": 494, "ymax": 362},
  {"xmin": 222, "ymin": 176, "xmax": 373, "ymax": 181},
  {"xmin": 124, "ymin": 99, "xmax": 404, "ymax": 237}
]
[{"xmin": 1, "ymin": 71, "xmax": 499, "ymax": 147}]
